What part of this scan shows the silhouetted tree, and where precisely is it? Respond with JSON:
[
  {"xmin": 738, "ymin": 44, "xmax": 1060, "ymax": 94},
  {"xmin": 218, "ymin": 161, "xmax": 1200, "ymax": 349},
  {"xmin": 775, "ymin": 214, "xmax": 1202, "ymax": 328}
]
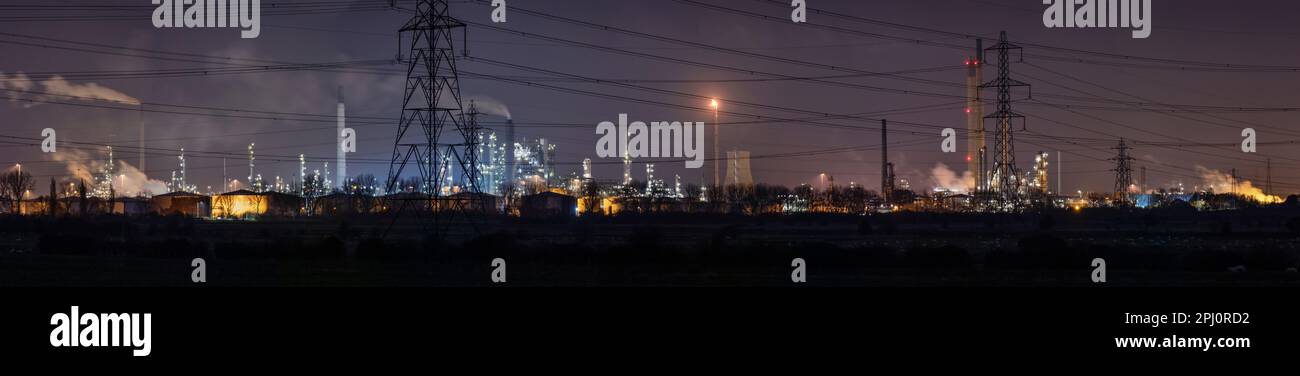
[
  {"xmin": 0, "ymin": 168, "xmax": 34, "ymax": 214},
  {"xmin": 397, "ymin": 176, "xmax": 424, "ymax": 194},
  {"xmin": 705, "ymin": 184, "xmax": 726, "ymax": 213},
  {"xmin": 582, "ymin": 179, "xmax": 602, "ymax": 215},
  {"xmin": 48, "ymin": 178, "xmax": 57, "ymax": 217},
  {"xmin": 78, "ymin": 179, "xmax": 87, "ymax": 215},
  {"xmin": 793, "ymin": 184, "xmax": 814, "ymax": 211},
  {"xmin": 680, "ymin": 183, "xmax": 702, "ymax": 212},
  {"xmin": 344, "ymin": 174, "xmax": 378, "ymax": 196},
  {"xmin": 843, "ymin": 185, "xmax": 868, "ymax": 214}
]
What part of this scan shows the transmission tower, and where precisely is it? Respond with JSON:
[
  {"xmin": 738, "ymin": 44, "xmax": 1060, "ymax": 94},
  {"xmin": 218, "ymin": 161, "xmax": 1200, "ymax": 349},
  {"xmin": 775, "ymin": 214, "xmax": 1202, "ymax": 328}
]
[
  {"xmin": 1110, "ymin": 138, "xmax": 1135, "ymax": 206},
  {"xmin": 979, "ymin": 31, "xmax": 1030, "ymax": 210},
  {"xmin": 385, "ymin": 0, "xmax": 481, "ymax": 239},
  {"xmin": 463, "ymin": 100, "xmax": 482, "ymax": 194}
]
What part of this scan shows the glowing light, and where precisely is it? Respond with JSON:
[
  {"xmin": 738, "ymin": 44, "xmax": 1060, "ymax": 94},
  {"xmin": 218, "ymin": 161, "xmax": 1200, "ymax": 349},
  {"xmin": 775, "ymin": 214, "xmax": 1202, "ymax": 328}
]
[
  {"xmin": 709, "ymin": 99, "xmax": 719, "ymax": 109},
  {"xmin": 212, "ymin": 192, "xmax": 268, "ymax": 219}
]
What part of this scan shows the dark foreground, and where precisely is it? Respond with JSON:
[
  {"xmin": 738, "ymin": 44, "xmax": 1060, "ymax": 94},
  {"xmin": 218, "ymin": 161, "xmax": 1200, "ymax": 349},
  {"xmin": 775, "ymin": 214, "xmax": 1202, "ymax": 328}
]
[{"xmin": 3, "ymin": 206, "xmax": 1300, "ymax": 287}]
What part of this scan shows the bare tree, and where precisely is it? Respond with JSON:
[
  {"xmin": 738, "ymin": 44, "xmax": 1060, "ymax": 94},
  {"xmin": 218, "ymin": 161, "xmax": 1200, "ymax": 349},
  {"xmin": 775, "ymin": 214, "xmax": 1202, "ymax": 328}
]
[
  {"xmin": 47, "ymin": 178, "xmax": 56, "ymax": 216},
  {"xmin": 581, "ymin": 179, "xmax": 602, "ymax": 215},
  {"xmin": 705, "ymin": 184, "xmax": 727, "ymax": 213},
  {"xmin": 0, "ymin": 169, "xmax": 35, "ymax": 214},
  {"xmin": 344, "ymin": 174, "xmax": 379, "ymax": 196}
]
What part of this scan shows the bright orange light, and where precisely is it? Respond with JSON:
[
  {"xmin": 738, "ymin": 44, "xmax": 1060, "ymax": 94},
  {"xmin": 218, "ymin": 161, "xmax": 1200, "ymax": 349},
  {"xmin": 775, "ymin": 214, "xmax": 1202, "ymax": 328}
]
[
  {"xmin": 212, "ymin": 193, "xmax": 267, "ymax": 219},
  {"xmin": 709, "ymin": 99, "xmax": 719, "ymax": 109}
]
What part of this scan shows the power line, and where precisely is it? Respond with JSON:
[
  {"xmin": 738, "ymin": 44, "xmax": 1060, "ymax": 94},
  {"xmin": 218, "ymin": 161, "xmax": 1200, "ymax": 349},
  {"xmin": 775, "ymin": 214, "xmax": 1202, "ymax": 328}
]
[
  {"xmin": 5, "ymin": 25, "xmax": 1278, "ymax": 158},
  {"xmin": 0, "ymin": 2, "xmax": 391, "ymax": 22},
  {"xmin": 460, "ymin": 13, "xmax": 1298, "ymax": 112},
  {"xmin": 7, "ymin": 23, "xmax": 1291, "ymax": 115},
  {"xmin": 464, "ymin": 0, "xmax": 974, "ymax": 91},
  {"xmin": 1021, "ymin": 61, "xmax": 1300, "ymax": 138},
  {"xmin": 739, "ymin": 0, "xmax": 1300, "ymax": 72}
]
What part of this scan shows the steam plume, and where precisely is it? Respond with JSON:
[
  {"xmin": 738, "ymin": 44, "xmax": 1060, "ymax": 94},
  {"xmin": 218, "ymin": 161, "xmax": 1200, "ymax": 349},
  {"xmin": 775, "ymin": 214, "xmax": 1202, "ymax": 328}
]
[{"xmin": 930, "ymin": 162, "xmax": 974, "ymax": 194}]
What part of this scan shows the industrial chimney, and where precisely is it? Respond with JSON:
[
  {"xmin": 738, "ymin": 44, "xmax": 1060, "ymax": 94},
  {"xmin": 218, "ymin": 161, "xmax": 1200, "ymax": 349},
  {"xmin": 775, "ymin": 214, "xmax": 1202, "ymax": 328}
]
[{"xmin": 336, "ymin": 86, "xmax": 347, "ymax": 190}]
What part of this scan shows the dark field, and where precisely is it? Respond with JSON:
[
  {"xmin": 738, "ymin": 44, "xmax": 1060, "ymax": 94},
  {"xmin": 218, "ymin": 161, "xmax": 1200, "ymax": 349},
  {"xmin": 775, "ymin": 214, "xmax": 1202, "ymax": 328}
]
[{"xmin": 4, "ymin": 206, "xmax": 1300, "ymax": 287}]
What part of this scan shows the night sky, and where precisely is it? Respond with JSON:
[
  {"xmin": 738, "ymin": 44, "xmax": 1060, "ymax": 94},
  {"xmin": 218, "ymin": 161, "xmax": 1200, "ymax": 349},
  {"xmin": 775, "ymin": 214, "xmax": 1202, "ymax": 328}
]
[{"xmin": 3, "ymin": 0, "xmax": 1299, "ymax": 196}]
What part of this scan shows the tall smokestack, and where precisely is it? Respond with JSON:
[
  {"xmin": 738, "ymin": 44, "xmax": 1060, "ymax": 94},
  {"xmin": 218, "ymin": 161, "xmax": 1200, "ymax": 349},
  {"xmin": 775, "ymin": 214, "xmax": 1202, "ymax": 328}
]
[
  {"xmin": 882, "ymin": 119, "xmax": 890, "ymax": 203},
  {"xmin": 506, "ymin": 119, "xmax": 516, "ymax": 185},
  {"xmin": 966, "ymin": 38, "xmax": 985, "ymax": 192},
  {"xmin": 139, "ymin": 105, "xmax": 145, "ymax": 178},
  {"xmin": 300, "ymin": 154, "xmax": 306, "ymax": 197},
  {"xmin": 248, "ymin": 143, "xmax": 255, "ymax": 191},
  {"xmin": 980, "ymin": 146, "xmax": 988, "ymax": 192},
  {"xmin": 337, "ymin": 86, "xmax": 347, "ymax": 190}
]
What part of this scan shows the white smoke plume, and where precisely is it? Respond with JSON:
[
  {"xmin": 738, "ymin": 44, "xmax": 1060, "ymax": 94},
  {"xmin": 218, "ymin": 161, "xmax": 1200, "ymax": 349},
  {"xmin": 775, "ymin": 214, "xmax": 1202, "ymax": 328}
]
[
  {"xmin": 465, "ymin": 95, "xmax": 512, "ymax": 120},
  {"xmin": 52, "ymin": 149, "xmax": 167, "ymax": 197},
  {"xmin": 1195, "ymin": 165, "xmax": 1281, "ymax": 204},
  {"xmin": 0, "ymin": 72, "xmax": 140, "ymax": 107},
  {"xmin": 929, "ymin": 162, "xmax": 975, "ymax": 194},
  {"xmin": 114, "ymin": 160, "xmax": 168, "ymax": 196}
]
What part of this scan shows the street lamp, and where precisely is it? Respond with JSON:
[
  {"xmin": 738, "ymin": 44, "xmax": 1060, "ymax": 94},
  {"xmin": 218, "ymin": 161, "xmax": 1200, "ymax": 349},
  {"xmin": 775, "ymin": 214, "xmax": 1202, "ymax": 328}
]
[{"xmin": 709, "ymin": 98, "xmax": 719, "ymax": 188}]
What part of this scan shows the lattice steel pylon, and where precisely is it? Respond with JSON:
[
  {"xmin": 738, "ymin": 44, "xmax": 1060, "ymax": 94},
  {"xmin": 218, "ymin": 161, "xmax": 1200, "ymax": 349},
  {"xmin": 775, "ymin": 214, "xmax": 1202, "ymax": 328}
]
[
  {"xmin": 1110, "ymin": 138, "xmax": 1135, "ymax": 206},
  {"xmin": 979, "ymin": 31, "xmax": 1030, "ymax": 210},
  {"xmin": 385, "ymin": 0, "xmax": 481, "ymax": 240}
]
